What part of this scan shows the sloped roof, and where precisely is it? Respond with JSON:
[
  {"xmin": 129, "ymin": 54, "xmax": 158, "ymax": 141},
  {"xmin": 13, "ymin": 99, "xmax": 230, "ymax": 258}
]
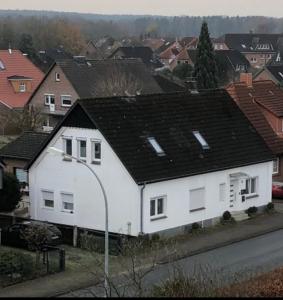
[
  {"xmin": 0, "ymin": 50, "xmax": 44, "ymax": 108},
  {"xmin": 55, "ymin": 58, "xmax": 162, "ymax": 98},
  {"xmin": 27, "ymin": 90, "xmax": 274, "ymax": 183},
  {"xmin": 225, "ymin": 34, "xmax": 283, "ymax": 53},
  {"xmin": 264, "ymin": 65, "xmax": 283, "ymax": 83},
  {"xmin": 0, "ymin": 131, "xmax": 49, "ymax": 160},
  {"xmin": 227, "ymin": 80, "xmax": 283, "ymax": 155},
  {"xmin": 153, "ymin": 74, "xmax": 185, "ymax": 93}
]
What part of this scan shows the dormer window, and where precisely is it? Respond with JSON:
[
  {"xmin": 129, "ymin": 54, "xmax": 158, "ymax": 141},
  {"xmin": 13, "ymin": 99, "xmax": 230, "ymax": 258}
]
[
  {"xmin": 192, "ymin": 131, "xmax": 209, "ymax": 150},
  {"xmin": 55, "ymin": 72, "xmax": 60, "ymax": 82},
  {"xmin": 147, "ymin": 137, "xmax": 165, "ymax": 156}
]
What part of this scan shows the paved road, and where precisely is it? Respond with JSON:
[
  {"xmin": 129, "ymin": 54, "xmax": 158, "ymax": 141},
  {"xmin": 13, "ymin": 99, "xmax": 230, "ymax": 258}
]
[{"xmin": 63, "ymin": 229, "xmax": 283, "ymax": 297}]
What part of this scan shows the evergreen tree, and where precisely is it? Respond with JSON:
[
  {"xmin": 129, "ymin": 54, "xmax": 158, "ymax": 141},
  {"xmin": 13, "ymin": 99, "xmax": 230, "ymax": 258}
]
[{"xmin": 193, "ymin": 21, "xmax": 218, "ymax": 89}]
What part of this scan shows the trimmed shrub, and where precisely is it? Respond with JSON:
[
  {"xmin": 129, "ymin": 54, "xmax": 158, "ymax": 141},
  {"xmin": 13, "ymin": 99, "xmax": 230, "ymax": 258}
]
[
  {"xmin": 245, "ymin": 206, "xmax": 258, "ymax": 216},
  {"xmin": 151, "ymin": 233, "xmax": 160, "ymax": 242},
  {"xmin": 0, "ymin": 251, "xmax": 34, "ymax": 278},
  {"xmin": 222, "ymin": 211, "xmax": 231, "ymax": 221}
]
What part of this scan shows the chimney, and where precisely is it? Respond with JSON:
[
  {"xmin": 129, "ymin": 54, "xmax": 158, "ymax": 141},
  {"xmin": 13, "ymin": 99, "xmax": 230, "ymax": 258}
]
[{"xmin": 240, "ymin": 73, "xmax": 253, "ymax": 88}]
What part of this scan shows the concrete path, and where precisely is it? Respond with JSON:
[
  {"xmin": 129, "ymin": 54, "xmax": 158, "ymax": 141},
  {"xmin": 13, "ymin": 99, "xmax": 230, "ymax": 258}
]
[{"xmin": 1, "ymin": 209, "xmax": 283, "ymax": 298}]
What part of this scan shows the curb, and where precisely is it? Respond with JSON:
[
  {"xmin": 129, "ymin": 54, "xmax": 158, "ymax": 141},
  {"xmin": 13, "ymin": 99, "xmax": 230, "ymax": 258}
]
[{"xmin": 157, "ymin": 225, "xmax": 283, "ymax": 265}]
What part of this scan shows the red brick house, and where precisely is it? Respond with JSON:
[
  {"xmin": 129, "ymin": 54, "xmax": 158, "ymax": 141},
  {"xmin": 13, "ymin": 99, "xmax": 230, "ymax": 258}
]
[
  {"xmin": 0, "ymin": 49, "xmax": 44, "ymax": 134},
  {"xmin": 227, "ymin": 74, "xmax": 283, "ymax": 182}
]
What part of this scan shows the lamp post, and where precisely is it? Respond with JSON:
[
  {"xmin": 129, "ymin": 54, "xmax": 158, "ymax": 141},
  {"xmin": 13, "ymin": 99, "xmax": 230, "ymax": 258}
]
[{"xmin": 47, "ymin": 146, "xmax": 109, "ymax": 296}]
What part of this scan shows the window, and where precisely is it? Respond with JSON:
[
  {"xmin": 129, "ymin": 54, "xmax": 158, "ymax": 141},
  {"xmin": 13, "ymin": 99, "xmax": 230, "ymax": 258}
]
[
  {"xmin": 273, "ymin": 158, "xmax": 280, "ymax": 175},
  {"xmin": 150, "ymin": 196, "xmax": 166, "ymax": 219},
  {"xmin": 44, "ymin": 94, "xmax": 55, "ymax": 106},
  {"xmin": 0, "ymin": 60, "xmax": 5, "ymax": 70},
  {"xmin": 63, "ymin": 137, "xmax": 72, "ymax": 157},
  {"xmin": 61, "ymin": 193, "xmax": 74, "ymax": 213},
  {"xmin": 19, "ymin": 83, "xmax": 26, "ymax": 92},
  {"xmin": 242, "ymin": 177, "xmax": 257, "ymax": 195},
  {"xmin": 15, "ymin": 168, "xmax": 28, "ymax": 184},
  {"xmin": 219, "ymin": 183, "xmax": 226, "ymax": 202},
  {"xmin": 147, "ymin": 137, "xmax": 165, "ymax": 156},
  {"xmin": 192, "ymin": 131, "xmax": 209, "ymax": 150},
  {"xmin": 241, "ymin": 44, "xmax": 246, "ymax": 49},
  {"xmin": 91, "ymin": 140, "xmax": 101, "ymax": 164},
  {"xmin": 279, "ymin": 72, "xmax": 283, "ymax": 79},
  {"xmin": 189, "ymin": 188, "xmax": 205, "ymax": 212},
  {"xmin": 77, "ymin": 139, "xmax": 87, "ymax": 161},
  {"xmin": 61, "ymin": 95, "xmax": 72, "ymax": 107},
  {"xmin": 251, "ymin": 57, "xmax": 257, "ymax": 63},
  {"xmin": 55, "ymin": 72, "xmax": 60, "ymax": 82},
  {"xmin": 42, "ymin": 190, "xmax": 54, "ymax": 208}
]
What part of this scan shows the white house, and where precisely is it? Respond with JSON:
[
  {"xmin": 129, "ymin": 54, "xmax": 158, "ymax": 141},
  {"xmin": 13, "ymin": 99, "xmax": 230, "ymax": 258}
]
[{"xmin": 27, "ymin": 90, "xmax": 274, "ymax": 237}]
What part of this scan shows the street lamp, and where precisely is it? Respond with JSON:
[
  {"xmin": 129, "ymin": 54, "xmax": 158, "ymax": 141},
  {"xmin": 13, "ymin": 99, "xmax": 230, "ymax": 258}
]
[{"xmin": 47, "ymin": 146, "xmax": 109, "ymax": 296}]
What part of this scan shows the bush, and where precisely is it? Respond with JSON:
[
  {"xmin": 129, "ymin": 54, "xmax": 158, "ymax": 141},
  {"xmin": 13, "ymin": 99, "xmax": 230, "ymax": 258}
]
[
  {"xmin": 0, "ymin": 251, "xmax": 34, "ymax": 278},
  {"xmin": 266, "ymin": 202, "xmax": 274, "ymax": 212},
  {"xmin": 222, "ymin": 211, "xmax": 231, "ymax": 221},
  {"xmin": 191, "ymin": 222, "xmax": 201, "ymax": 231},
  {"xmin": 151, "ymin": 233, "xmax": 160, "ymax": 242},
  {"xmin": 245, "ymin": 206, "xmax": 258, "ymax": 216}
]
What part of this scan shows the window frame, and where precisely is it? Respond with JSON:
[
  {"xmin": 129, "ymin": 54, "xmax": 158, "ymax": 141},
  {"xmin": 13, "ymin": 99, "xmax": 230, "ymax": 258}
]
[
  {"xmin": 241, "ymin": 177, "xmax": 258, "ymax": 197},
  {"xmin": 91, "ymin": 139, "xmax": 102, "ymax": 164},
  {"xmin": 150, "ymin": 196, "xmax": 166, "ymax": 220},
  {"xmin": 55, "ymin": 72, "xmax": 60, "ymax": 82},
  {"xmin": 19, "ymin": 82, "xmax": 26, "ymax": 93},
  {"xmin": 77, "ymin": 138, "xmax": 87, "ymax": 161},
  {"xmin": 273, "ymin": 158, "xmax": 280, "ymax": 175},
  {"xmin": 44, "ymin": 94, "xmax": 55, "ymax": 106},
  {"xmin": 62, "ymin": 136, "xmax": 73, "ymax": 160},
  {"xmin": 42, "ymin": 189, "xmax": 55, "ymax": 210},
  {"xmin": 61, "ymin": 95, "xmax": 72, "ymax": 107},
  {"xmin": 61, "ymin": 192, "xmax": 74, "ymax": 213}
]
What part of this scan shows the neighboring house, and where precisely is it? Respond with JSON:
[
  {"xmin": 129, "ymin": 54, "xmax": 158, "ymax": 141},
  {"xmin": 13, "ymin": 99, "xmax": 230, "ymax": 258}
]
[
  {"xmin": 227, "ymin": 74, "xmax": 283, "ymax": 182},
  {"xmin": 27, "ymin": 57, "xmax": 163, "ymax": 131},
  {"xmin": 143, "ymin": 38, "xmax": 166, "ymax": 52},
  {"xmin": 0, "ymin": 131, "xmax": 49, "ymax": 215},
  {"xmin": 175, "ymin": 49, "xmax": 250, "ymax": 85},
  {"xmin": 109, "ymin": 46, "xmax": 163, "ymax": 70},
  {"xmin": 159, "ymin": 42, "xmax": 182, "ymax": 70},
  {"xmin": 0, "ymin": 159, "xmax": 4, "ymax": 190},
  {"xmin": 0, "ymin": 49, "xmax": 44, "ymax": 134},
  {"xmin": 224, "ymin": 34, "xmax": 283, "ymax": 69},
  {"xmin": 179, "ymin": 37, "xmax": 228, "ymax": 51},
  {"xmin": 254, "ymin": 65, "xmax": 283, "ymax": 86},
  {"xmin": 27, "ymin": 90, "xmax": 273, "ymax": 237},
  {"xmin": 80, "ymin": 41, "xmax": 104, "ymax": 60}
]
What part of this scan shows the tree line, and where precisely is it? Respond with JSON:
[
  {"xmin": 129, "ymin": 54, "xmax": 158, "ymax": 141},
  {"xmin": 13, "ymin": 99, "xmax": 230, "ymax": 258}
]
[{"xmin": 0, "ymin": 11, "xmax": 283, "ymax": 56}]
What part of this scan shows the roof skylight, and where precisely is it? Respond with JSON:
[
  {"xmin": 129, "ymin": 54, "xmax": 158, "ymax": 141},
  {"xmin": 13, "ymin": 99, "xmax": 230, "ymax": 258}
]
[
  {"xmin": 279, "ymin": 72, "xmax": 283, "ymax": 79},
  {"xmin": 0, "ymin": 60, "xmax": 5, "ymax": 70},
  {"xmin": 147, "ymin": 137, "xmax": 165, "ymax": 156},
  {"xmin": 192, "ymin": 131, "xmax": 210, "ymax": 150},
  {"xmin": 241, "ymin": 44, "xmax": 246, "ymax": 49}
]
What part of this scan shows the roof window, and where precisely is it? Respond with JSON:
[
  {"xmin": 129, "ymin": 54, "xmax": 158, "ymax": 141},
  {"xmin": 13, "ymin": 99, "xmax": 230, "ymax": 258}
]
[
  {"xmin": 279, "ymin": 72, "xmax": 283, "ymax": 79},
  {"xmin": 0, "ymin": 60, "xmax": 5, "ymax": 70},
  {"xmin": 147, "ymin": 137, "xmax": 165, "ymax": 156},
  {"xmin": 241, "ymin": 44, "xmax": 246, "ymax": 49},
  {"xmin": 192, "ymin": 131, "xmax": 210, "ymax": 150}
]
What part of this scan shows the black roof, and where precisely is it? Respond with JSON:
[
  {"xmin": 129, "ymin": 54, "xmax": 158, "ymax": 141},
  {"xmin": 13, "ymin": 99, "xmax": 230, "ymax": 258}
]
[
  {"xmin": 27, "ymin": 90, "xmax": 274, "ymax": 184},
  {"xmin": 265, "ymin": 65, "xmax": 283, "ymax": 83},
  {"xmin": 225, "ymin": 34, "xmax": 283, "ymax": 53},
  {"xmin": 56, "ymin": 58, "xmax": 163, "ymax": 98},
  {"xmin": 153, "ymin": 74, "xmax": 185, "ymax": 93},
  {"xmin": 187, "ymin": 49, "xmax": 250, "ymax": 70},
  {"xmin": 109, "ymin": 46, "xmax": 163, "ymax": 68},
  {"xmin": 0, "ymin": 131, "xmax": 49, "ymax": 161}
]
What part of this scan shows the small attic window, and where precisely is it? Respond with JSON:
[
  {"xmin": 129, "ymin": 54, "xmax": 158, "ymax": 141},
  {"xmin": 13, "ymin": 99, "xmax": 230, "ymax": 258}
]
[
  {"xmin": 0, "ymin": 60, "xmax": 5, "ymax": 70},
  {"xmin": 192, "ymin": 131, "xmax": 210, "ymax": 150},
  {"xmin": 147, "ymin": 137, "xmax": 165, "ymax": 156}
]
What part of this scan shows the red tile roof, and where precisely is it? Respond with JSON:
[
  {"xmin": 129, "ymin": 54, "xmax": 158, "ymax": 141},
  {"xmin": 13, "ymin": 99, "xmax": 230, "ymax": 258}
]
[
  {"xmin": 227, "ymin": 80, "xmax": 283, "ymax": 155},
  {"xmin": 0, "ymin": 50, "xmax": 44, "ymax": 108}
]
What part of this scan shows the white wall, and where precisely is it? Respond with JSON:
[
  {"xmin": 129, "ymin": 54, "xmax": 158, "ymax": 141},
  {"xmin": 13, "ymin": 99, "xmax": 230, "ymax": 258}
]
[
  {"xmin": 29, "ymin": 126, "xmax": 273, "ymax": 236},
  {"xmin": 142, "ymin": 161, "xmax": 272, "ymax": 234},
  {"xmin": 29, "ymin": 127, "xmax": 140, "ymax": 236}
]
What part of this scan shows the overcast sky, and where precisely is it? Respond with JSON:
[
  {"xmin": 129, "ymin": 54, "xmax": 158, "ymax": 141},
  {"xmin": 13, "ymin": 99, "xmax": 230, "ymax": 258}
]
[{"xmin": 1, "ymin": 0, "xmax": 283, "ymax": 17}]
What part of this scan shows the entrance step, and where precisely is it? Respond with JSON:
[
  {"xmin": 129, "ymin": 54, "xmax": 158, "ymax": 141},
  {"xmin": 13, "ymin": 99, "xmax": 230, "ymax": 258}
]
[{"xmin": 231, "ymin": 210, "xmax": 250, "ymax": 222}]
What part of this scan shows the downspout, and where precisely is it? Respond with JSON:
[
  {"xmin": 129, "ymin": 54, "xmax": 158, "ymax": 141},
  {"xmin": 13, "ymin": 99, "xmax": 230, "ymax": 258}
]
[{"xmin": 140, "ymin": 183, "xmax": 146, "ymax": 235}]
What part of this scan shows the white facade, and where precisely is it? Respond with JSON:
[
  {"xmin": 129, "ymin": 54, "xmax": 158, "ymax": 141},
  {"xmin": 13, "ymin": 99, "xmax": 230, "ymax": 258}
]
[{"xmin": 29, "ymin": 126, "xmax": 273, "ymax": 237}]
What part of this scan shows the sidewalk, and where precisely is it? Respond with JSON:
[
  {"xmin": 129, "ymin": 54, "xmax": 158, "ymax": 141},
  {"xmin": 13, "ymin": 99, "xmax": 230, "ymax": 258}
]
[{"xmin": 1, "ymin": 209, "xmax": 283, "ymax": 298}]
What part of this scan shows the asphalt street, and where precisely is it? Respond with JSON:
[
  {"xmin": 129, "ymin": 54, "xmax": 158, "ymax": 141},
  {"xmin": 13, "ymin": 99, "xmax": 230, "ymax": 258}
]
[{"xmin": 62, "ymin": 229, "xmax": 283, "ymax": 297}]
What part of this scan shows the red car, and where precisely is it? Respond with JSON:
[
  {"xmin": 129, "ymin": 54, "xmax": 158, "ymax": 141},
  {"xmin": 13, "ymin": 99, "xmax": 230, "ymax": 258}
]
[{"xmin": 272, "ymin": 182, "xmax": 283, "ymax": 199}]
